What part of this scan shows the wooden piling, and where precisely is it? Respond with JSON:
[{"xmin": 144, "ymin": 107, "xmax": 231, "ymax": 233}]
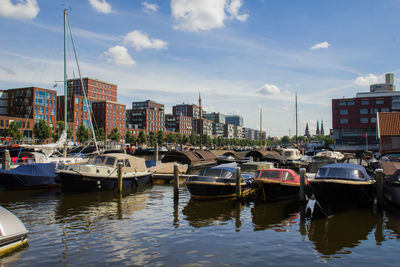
[
  {"xmin": 117, "ymin": 162, "xmax": 123, "ymax": 193},
  {"xmin": 155, "ymin": 143, "xmax": 159, "ymax": 163},
  {"xmin": 299, "ymin": 168, "xmax": 306, "ymax": 201},
  {"xmin": 2, "ymin": 149, "xmax": 10, "ymax": 170},
  {"xmin": 235, "ymin": 167, "xmax": 242, "ymax": 199},
  {"xmin": 173, "ymin": 163, "xmax": 179, "ymax": 200},
  {"xmin": 375, "ymin": 168, "xmax": 384, "ymax": 209}
]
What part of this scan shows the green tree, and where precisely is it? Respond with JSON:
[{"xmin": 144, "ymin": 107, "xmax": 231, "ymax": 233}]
[
  {"xmin": 108, "ymin": 127, "xmax": 120, "ymax": 142},
  {"xmin": 176, "ymin": 133, "xmax": 182, "ymax": 145},
  {"xmin": 77, "ymin": 124, "xmax": 91, "ymax": 143},
  {"xmin": 34, "ymin": 119, "xmax": 52, "ymax": 144},
  {"xmin": 3, "ymin": 121, "xmax": 22, "ymax": 141},
  {"xmin": 148, "ymin": 131, "xmax": 156, "ymax": 146},
  {"xmin": 280, "ymin": 135, "xmax": 290, "ymax": 144},
  {"xmin": 125, "ymin": 131, "xmax": 136, "ymax": 144},
  {"xmin": 95, "ymin": 127, "xmax": 106, "ymax": 141},
  {"xmin": 54, "ymin": 121, "xmax": 64, "ymax": 141},
  {"xmin": 165, "ymin": 132, "xmax": 176, "ymax": 144},
  {"xmin": 138, "ymin": 131, "xmax": 147, "ymax": 146},
  {"xmin": 156, "ymin": 130, "xmax": 164, "ymax": 145}
]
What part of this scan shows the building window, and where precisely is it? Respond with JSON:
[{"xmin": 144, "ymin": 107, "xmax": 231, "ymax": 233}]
[
  {"xmin": 360, "ymin": 108, "xmax": 368, "ymax": 114},
  {"xmin": 381, "ymin": 108, "xmax": 389, "ymax": 112},
  {"xmin": 340, "ymin": 109, "xmax": 348, "ymax": 115},
  {"xmin": 376, "ymin": 99, "xmax": 384, "ymax": 104},
  {"xmin": 360, "ymin": 118, "xmax": 368, "ymax": 123},
  {"xmin": 347, "ymin": 101, "xmax": 355, "ymax": 106},
  {"xmin": 340, "ymin": 118, "xmax": 348, "ymax": 124},
  {"xmin": 370, "ymin": 108, "xmax": 378, "ymax": 114},
  {"xmin": 361, "ymin": 100, "xmax": 369, "ymax": 105},
  {"xmin": 339, "ymin": 101, "xmax": 347, "ymax": 106},
  {"xmin": 370, "ymin": 117, "xmax": 377, "ymax": 123}
]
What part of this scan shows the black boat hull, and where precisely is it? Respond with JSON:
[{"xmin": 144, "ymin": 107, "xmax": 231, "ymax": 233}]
[
  {"xmin": 255, "ymin": 182, "xmax": 300, "ymax": 202},
  {"xmin": 59, "ymin": 172, "xmax": 153, "ymax": 192},
  {"xmin": 186, "ymin": 182, "xmax": 255, "ymax": 199}
]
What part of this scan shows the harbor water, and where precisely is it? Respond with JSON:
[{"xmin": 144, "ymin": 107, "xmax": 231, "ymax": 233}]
[{"xmin": 1, "ymin": 183, "xmax": 400, "ymax": 266}]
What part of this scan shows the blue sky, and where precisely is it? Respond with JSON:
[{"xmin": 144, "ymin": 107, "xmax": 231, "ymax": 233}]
[{"xmin": 1, "ymin": 0, "xmax": 400, "ymax": 137}]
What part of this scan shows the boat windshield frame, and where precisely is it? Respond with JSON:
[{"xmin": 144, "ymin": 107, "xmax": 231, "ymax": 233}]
[{"xmin": 198, "ymin": 168, "xmax": 234, "ymax": 178}]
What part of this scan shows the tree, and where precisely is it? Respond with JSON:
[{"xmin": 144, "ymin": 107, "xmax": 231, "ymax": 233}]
[
  {"xmin": 156, "ymin": 130, "xmax": 164, "ymax": 145},
  {"xmin": 148, "ymin": 131, "xmax": 156, "ymax": 146},
  {"xmin": 77, "ymin": 124, "xmax": 91, "ymax": 143},
  {"xmin": 95, "ymin": 127, "xmax": 105, "ymax": 141},
  {"xmin": 4, "ymin": 121, "xmax": 22, "ymax": 141},
  {"xmin": 55, "ymin": 121, "xmax": 74, "ymax": 141},
  {"xmin": 125, "ymin": 131, "xmax": 136, "ymax": 144},
  {"xmin": 165, "ymin": 132, "xmax": 176, "ymax": 144},
  {"xmin": 176, "ymin": 133, "xmax": 182, "ymax": 145},
  {"xmin": 138, "ymin": 131, "xmax": 147, "ymax": 146},
  {"xmin": 108, "ymin": 127, "xmax": 120, "ymax": 142},
  {"xmin": 34, "ymin": 119, "xmax": 52, "ymax": 144},
  {"xmin": 280, "ymin": 135, "xmax": 290, "ymax": 144}
]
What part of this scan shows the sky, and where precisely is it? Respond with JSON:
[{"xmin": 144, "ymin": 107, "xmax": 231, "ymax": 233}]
[{"xmin": 1, "ymin": 0, "xmax": 400, "ymax": 138}]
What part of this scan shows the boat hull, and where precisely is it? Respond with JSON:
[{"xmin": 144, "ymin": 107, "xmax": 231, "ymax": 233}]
[
  {"xmin": 384, "ymin": 181, "xmax": 400, "ymax": 206},
  {"xmin": 58, "ymin": 172, "xmax": 153, "ymax": 192},
  {"xmin": 186, "ymin": 182, "xmax": 255, "ymax": 200},
  {"xmin": 0, "ymin": 163, "xmax": 57, "ymax": 190},
  {"xmin": 254, "ymin": 180, "xmax": 300, "ymax": 202},
  {"xmin": 309, "ymin": 179, "xmax": 375, "ymax": 215}
]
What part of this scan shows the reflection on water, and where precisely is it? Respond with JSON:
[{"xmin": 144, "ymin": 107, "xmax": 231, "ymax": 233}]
[
  {"xmin": 308, "ymin": 207, "xmax": 377, "ymax": 256},
  {"xmin": 3, "ymin": 184, "xmax": 400, "ymax": 265}
]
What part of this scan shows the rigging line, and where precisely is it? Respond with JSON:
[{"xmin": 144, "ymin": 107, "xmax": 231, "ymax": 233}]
[{"xmin": 66, "ymin": 13, "xmax": 99, "ymax": 154}]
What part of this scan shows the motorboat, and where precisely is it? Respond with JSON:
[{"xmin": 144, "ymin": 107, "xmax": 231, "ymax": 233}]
[
  {"xmin": 185, "ymin": 163, "xmax": 255, "ymax": 199},
  {"xmin": 0, "ymin": 206, "xmax": 28, "ymax": 256},
  {"xmin": 308, "ymin": 163, "xmax": 375, "ymax": 215},
  {"xmin": 253, "ymin": 168, "xmax": 307, "ymax": 201},
  {"xmin": 381, "ymin": 161, "xmax": 400, "ymax": 206},
  {"xmin": 57, "ymin": 153, "xmax": 153, "ymax": 192},
  {"xmin": 0, "ymin": 163, "xmax": 58, "ymax": 190}
]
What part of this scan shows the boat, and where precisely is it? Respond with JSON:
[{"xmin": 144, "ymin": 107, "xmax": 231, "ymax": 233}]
[
  {"xmin": 252, "ymin": 168, "xmax": 307, "ymax": 201},
  {"xmin": 0, "ymin": 163, "xmax": 58, "ymax": 190},
  {"xmin": 308, "ymin": 163, "xmax": 375, "ymax": 215},
  {"xmin": 0, "ymin": 206, "xmax": 28, "ymax": 256},
  {"xmin": 381, "ymin": 161, "xmax": 400, "ymax": 206},
  {"xmin": 57, "ymin": 153, "xmax": 153, "ymax": 192},
  {"xmin": 240, "ymin": 161, "xmax": 275, "ymax": 174},
  {"xmin": 148, "ymin": 162, "xmax": 189, "ymax": 185},
  {"xmin": 185, "ymin": 163, "xmax": 255, "ymax": 199}
]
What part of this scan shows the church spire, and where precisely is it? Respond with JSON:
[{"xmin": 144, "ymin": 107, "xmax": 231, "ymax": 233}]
[
  {"xmin": 305, "ymin": 122, "xmax": 310, "ymax": 138},
  {"xmin": 321, "ymin": 120, "xmax": 325, "ymax": 136},
  {"xmin": 316, "ymin": 120, "xmax": 320, "ymax": 136}
]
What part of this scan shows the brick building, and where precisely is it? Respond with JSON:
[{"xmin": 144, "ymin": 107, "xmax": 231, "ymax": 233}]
[
  {"xmin": 126, "ymin": 100, "xmax": 165, "ymax": 134},
  {"xmin": 67, "ymin": 78, "xmax": 117, "ymax": 102},
  {"xmin": 92, "ymin": 101, "xmax": 126, "ymax": 140},
  {"xmin": 165, "ymin": 114, "xmax": 192, "ymax": 135}
]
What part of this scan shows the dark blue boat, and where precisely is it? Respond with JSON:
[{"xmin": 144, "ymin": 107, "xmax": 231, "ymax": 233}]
[
  {"xmin": 0, "ymin": 163, "xmax": 58, "ymax": 190},
  {"xmin": 308, "ymin": 163, "xmax": 375, "ymax": 215},
  {"xmin": 185, "ymin": 163, "xmax": 255, "ymax": 199}
]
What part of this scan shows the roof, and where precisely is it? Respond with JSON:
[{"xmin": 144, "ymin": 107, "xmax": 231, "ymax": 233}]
[{"xmin": 378, "ymin": 112, "xmax": 400, "ymax": 137}]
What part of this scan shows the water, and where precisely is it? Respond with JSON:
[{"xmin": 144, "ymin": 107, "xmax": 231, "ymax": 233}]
[{"xmin": 1, "ymin": 184, "xmax": 400, "ymax": 266}]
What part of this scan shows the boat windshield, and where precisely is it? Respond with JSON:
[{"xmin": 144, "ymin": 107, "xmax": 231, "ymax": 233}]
[
  {"xmin": 90, "ymin": 156, "xmax": 106, "ymax": 165},
  {"xmin": 199, "ymin": 168, "xmax": 233, "ymax": 178},
  {"xmin": 316, "ymin": 167, "xmax": 366, "ymax": 179},
  {"xmin": 260, "ymin": 170, "xmax": 281, "ymax": 179},
  {"xmin": 105, "ymin": 157, "xmax": 116, "ymax": 166}
]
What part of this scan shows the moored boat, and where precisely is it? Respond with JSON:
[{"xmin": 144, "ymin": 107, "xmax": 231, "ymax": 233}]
[
  {"xmin": 185, "ymin": 163, "xmax": 255, "ymax": 199},
  {"xmin": 308, "ymin": 163, "xmax": 375, "ymax": 215},
  {"xmin": 381, "ymin": 161, "xmax": 400, "ymax": 205},
  {"xmin": 0, "ymin": 206, "xmax": 28, "ymax": 256},
  {"xmin": 253, "ymin": 168, "xmax": 306, "ymax": 201},
  {"xmin": 57, "ymin": 153, "xmax": 153, "ymax": 192}
]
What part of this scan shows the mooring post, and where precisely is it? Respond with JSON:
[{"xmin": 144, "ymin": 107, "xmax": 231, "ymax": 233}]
[
  {"xmin": 299, "ymin": 168, "xmax": 306, "ymax": 201},
  {"xmin": 155, "ymin": 143, "xmax": 159, "ymax": 164},
  {"xmin": 2, "ymin": 149, "xmax": 10, "ymax": 170},
  {"xmin": 375, "ymin": 168, "xmax": 384, "ymax": 209},
  {"xmin": 235, "ymin": 167, "xmax": 242, "ymax": 199},
  {"xmin": 117, "ymin": 162, "xmax": 123, "ymax": 193},
  {"xmin": 173, "ymin": 163, "xmax": 179, "ymax": 200}
]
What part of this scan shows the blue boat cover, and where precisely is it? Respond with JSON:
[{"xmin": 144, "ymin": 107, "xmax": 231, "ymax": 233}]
[
  {"xmin": 0, "ymin": 163, "xmax": 57, "ymax": 177},
  {"xmin": 208, "ymin": 162, "xmax": 238, "ymax": 173}
]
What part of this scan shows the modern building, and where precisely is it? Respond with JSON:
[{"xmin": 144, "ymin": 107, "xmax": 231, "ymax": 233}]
[
  {"xmin": 226, "ymin": 115, "xmax": 243, "ymax": 127},
  {"xmin": 92, "ymin": 101, "xmax": 126, "ymax": 140},
  {"xmin": 126, "ymin": 100, "xmax": 165, "ymax": 133},
  {"xmin": 234, "ymin": 125, "xmax": 245, "ymax": 139},
  {"xmin": 193, "ymin": 118, "xmax": 213, "ymax": 136},
  {"xmin": 173, "ymin": 104, "xmax": 201, "ymax": 119},
  {"xmin": 67, "ymin": 78, "xmax": 118, "ymax": 102},
  {"xmin": 0, "ymin": 116, "xmax": 34, "ymax": 140},
  {"xmin": 224, "ymin": 123, "xmax": 235, "ymax": 139},
  {"xmin": 331, "ymin": 73, "xmax": 400, "ymax": 149},
  {"xmin": 213, "ymin": 122, "xmax": 225, "ymax": 137},
  {"xmin": 0, "ymin": 90, "xmax": 8, "ymax": 116},
  {"xmin": 205, "ymin": 112, "xmax": 226, "ymax": 124},
  {"xmin": 165, "ymin": 114, "xmax": 193, "ymax": 135}
]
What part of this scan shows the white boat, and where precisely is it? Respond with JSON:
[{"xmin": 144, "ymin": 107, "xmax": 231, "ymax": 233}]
[
  {"xmin": 0, "ymin": 206, "xmax": 28, "ymax": 256},
  {"xmin": 57, "ymin": 153, "xmax": 153, "ymax": 192}
]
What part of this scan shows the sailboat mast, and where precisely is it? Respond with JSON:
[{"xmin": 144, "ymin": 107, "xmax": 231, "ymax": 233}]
[
  {"xmin": 259, "ymin": 107, "xmax": 262, "ymax": 146},
  {"xmin": 63, "ymin": 9, "xmax": 68, "ymax": 158},
  {"xmin": 295, "ymin": 92, "xmax": 298, "ymax": 146},
  {"xmin": 199, "ymin": 93, "xmax": 202, "ymax": 150}
]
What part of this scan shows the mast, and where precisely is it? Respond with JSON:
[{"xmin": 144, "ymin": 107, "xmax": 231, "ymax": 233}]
[
  {"xmin": 259, "ymin": 107, "xmax": 262, "ymax": 146},
  {"xmin": 199, "ymin": 93, "xmax": 202, "ymax": 150},
  {"xmin": 295, "ymin": 92, "xmax": 298, "ymax": 146},
  {"xmin": 63, "ymin": 9, "xmax": 68, "ymax": 158}
]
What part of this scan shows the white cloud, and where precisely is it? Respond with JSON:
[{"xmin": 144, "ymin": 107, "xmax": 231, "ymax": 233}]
[
  {"xmin": 258, "ymin": 84, "xmax": 281, "ymax": 95},
  {"xmin": 123, "ymin": 30, "xmax": 168, "ymax": 51},
  {"xmin": 0, "ymin": 0, "xmax": 39, "ymax": 20},
  {"xmin": 171, "ymin": 0, "xmax": 248, "ymax": 32},
  {"xmin": 227, "ymin": 0, "xmax": 248, "ymax": 22},
  {"xmin": 142, "ymin": 2, "xmax": 159, "ymax": 13},
  {"xmin": 88, "ymin": 0, "xmax": 112, "ymax": 14},
  {"xmin": 310, "ymin": 41, "xmax": 330, "ymax": 50},
  {"xmin": 103, "ymin": 46, "xmax": 136, "ymax": 66},
  {"xmin": 354, "ymin": 74, "xmax": 383, "ymax": 87}
]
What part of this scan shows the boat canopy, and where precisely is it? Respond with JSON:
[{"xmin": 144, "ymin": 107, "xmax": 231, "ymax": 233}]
[
  {"xmin": 88, "ymin": 153, "xmax": 147, "ymax": 172},
  {"xmin": 198, "ymin": 162, "xmax": 237, "ymax": 178},
  {"xmin": 315, "ymin": 163, "xmax": 372, "ymax": 181},
  {"xmin": 0, "ymin": 163, "xmax": 57, "ymax": 178}
]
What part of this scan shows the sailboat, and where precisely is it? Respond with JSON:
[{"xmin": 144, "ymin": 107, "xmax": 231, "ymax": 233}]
[{"xmin": 0, "ymin": 9, "xmax": 95, "ymax": 190}]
